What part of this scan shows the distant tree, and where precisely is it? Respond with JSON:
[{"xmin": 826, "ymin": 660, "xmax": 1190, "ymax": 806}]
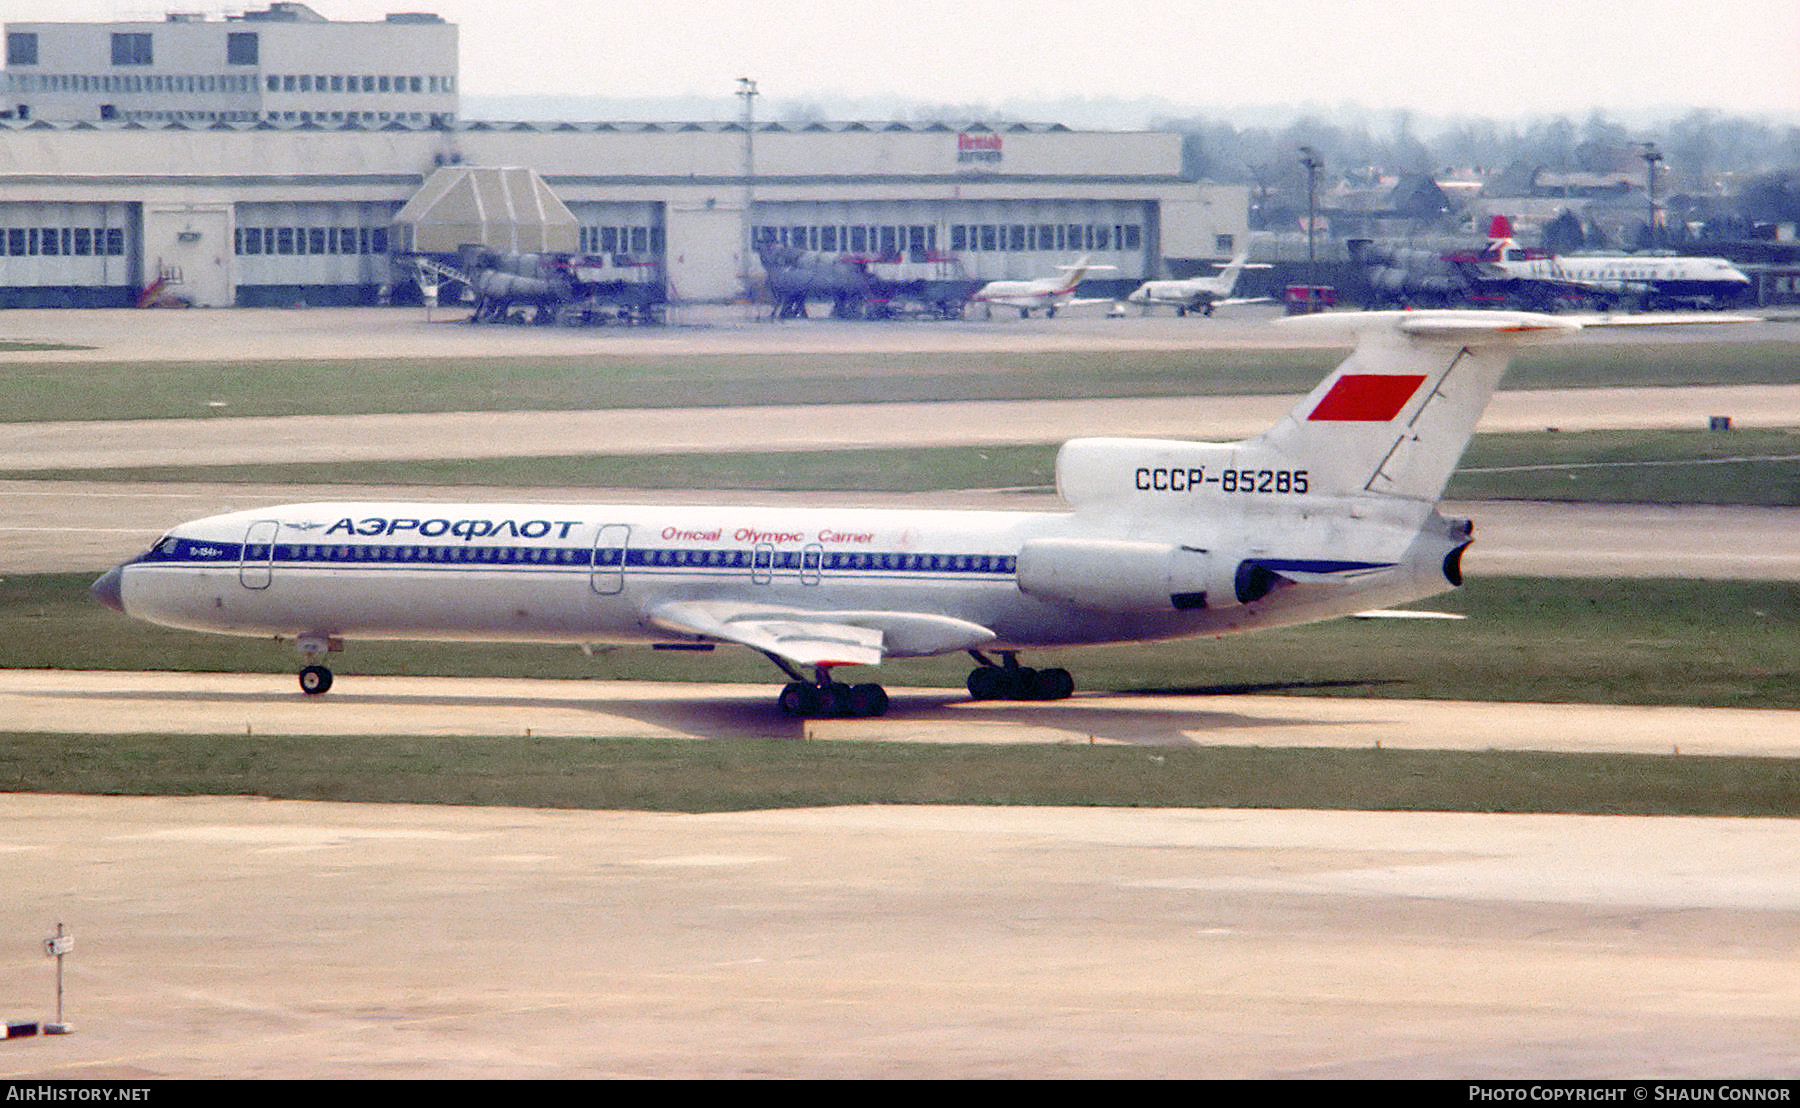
[
  {"xmin": 1133, "ymin": 108, "xmax": 1795, "ymax": 220},
  {"xmin": 1735, "ymin": 173, "xmax": 1800, "ymax": 225},
  {"xmin": 1666, "ymin": 109, "xmax": 1721, "ymax": 192},
  {"xmin": 1541, "ymin": 209, "xmax": 1586, "ymax": 252}
]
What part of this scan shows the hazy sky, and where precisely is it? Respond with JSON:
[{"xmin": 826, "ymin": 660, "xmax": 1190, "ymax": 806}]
[{"xmin": 9, "ymin": 0, "xmax": 1799, "ymax": 120}]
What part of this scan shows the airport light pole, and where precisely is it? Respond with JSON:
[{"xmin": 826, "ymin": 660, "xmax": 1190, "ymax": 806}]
[
  {"xmin": 1298, "ymin": 145, "xmax": 1322, "ymax": 283},
  {"xmin": 1639, "ymin": 141, "xmax": 1663, "ymax": 249},
  {"xmin": 737, "ymin": 77, "xmax": 759, "ymax": 304}
]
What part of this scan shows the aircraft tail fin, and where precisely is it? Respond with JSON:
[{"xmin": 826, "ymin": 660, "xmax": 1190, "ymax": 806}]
[
  {"xmin": 1213, "ymin": 251, "xmax": 1252, "ymax": 291},
  {"xmin": 1252, "ymin": 310, "xmax": 1580, "ymax": 503},
  {"xmin": 1053, "ymin": 255, "xmax": 1094, "ymax": 292},
  {"xmin": 1052, "ymin": 310, "xmax": 1581, "ymax": 516}
]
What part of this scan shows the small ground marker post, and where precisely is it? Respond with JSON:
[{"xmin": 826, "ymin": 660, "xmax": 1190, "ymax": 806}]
[{"xmin": 43, "ymin": 923, "xmax": 73, "ymax": 1034}]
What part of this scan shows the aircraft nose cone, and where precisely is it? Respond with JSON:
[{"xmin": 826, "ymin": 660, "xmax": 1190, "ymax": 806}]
[{"xmin": 90, "ymin": 567, "xmax": 124, "ymax": 613}]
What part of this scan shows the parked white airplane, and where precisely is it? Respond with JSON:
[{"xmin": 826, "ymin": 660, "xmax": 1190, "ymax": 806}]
[
  {"xmin": 969, "ymin": 255, "xmax": 1115, "ymax": 318},
  {"xmin": 92, "ymin": 310, "xmax": 1583, "ymax": 719},
  {"xmin": 1477, "ymin": 215, "xmax": 1752, "ymax": 309},
  {"xmin": 1125, "ymin": 253, "xmax": 1273, "ymax": 316}
]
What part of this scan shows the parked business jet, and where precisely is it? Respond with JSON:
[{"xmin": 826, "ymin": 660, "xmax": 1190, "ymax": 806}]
[
  {"xmin": 1125, "ymin": 253, "xmax": 1273, "ymax": 316},
  {"xmin": 969, "ymin": 255, "xmax": 1115, "ymax": 318},
  {"xmin": 92, "ymin": 310, "xmax": 1584, "ymax": 718}
]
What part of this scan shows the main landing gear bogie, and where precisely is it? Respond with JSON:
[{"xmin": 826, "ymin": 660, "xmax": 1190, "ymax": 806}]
[
  {"xmin": 778, "ymin": 679, "xmax": 890, "ymax": 719},
  {"xmin": 965, "ymin": 651, "xmax": 1074, "ymax": 702},
  {"xmin": 965, "ymin": 663, "xmax": 1074, "ymax": 701}
]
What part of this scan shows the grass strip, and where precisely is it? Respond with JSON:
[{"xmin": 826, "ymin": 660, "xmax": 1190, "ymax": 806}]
[
  {"xmin": 10, "ymin": 429, "xmax": 1800, "ymax": 506},
  {"xmin": 2, "ymin": 733, "xmax": 1798, "ymax": 817},
  {"xmin": 0, "ymin": 341, "xmax": 1793, "ymax": 423},
  {"xmin": 1450, "ymin": 427, "xmax": 1800, "ymax": 505},
  {"xmin": 0, "ymin": 444, "xmax": 1064, "ymax": 492}
]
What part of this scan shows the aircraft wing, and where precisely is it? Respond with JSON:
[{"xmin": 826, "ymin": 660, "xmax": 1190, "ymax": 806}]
[{"xmin": 647, "ymin": 599, "xmax": 996, "ymax": 669}]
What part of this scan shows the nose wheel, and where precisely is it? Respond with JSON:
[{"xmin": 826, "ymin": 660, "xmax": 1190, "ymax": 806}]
[{"xmin": 298, "ymin": 664, "xmax": 333, "ymax": 696}]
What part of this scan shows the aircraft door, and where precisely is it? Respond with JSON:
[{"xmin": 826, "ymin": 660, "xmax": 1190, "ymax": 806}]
[
  {"xmin": 591, "ymin": 524, "xmax": 630, "ymax": 594},
  {"xmin": 751, "ymin": 543, "xmax": 774, "ymax": 585},
  {"xmin": 801, "ymin": 543, "xmax": 823, "ymax": 585},
  {"xmin": 239, "ymin": 520, "xmax": 278, "ymax": 589}
]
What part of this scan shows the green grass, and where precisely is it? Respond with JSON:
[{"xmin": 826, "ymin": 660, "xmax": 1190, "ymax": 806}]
[
  {"xmin": 0, "ymin": 444, "xmax": 1066, "ymax": 492},
  {"xmin": 1, "ymin": 340, "xmax": 1794, "ymax": 422},
  {"xmin": 15, "ymin": 428, "xmax": 1800, "ymax": 506},
  {"xmin": 19, "ymin": 573, "xmax": 1800, "ymax": 709},
  {"xmin": 1449, "ymin": 428, "xmax": 1800, "ymax": 505},
  {"xmin": 2, "ymin": 733, "xmax": 1797, "ymax": 817},
  {"xmin": 0, "ymin": 350, "xmax": 1329, "ymax": 422}
]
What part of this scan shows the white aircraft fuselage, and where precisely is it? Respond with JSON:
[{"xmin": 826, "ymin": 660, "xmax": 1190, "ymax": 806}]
[
  {"xmin": 970, "ymin": 256, "xmax": 1112, "ymax": 317},
  {"xmin": 1125, "ymin": 254, "xmax": 1268, "ymax": 316},
  {"xmin": 1487, "ymin": 247, "xmax": 1751, "ymax": 307},
  {"xmin": 94, "ymin": 310, "xmax": 1586, "ymax": 716},
  {"xmin": 105, "ymin": 496, "xmax": 1457, "ymax": 654}
]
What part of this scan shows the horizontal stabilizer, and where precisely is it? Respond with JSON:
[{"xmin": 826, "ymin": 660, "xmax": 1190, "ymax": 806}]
[
  {"xmin": 1568, "ymin": 311, "xmax": 1763, "ymax": 328},
  {"xmin": 1276, "ymin": 308, "xmax": 1583, "ymax": 347}
]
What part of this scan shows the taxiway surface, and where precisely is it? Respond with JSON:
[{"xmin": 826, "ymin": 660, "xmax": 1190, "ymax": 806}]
[
  {"xmin": 3, "ymin": 794, "xmax": 1797, "ymax": 1079},
  {"xmin": 1, "ymin": 669, "xmax": 1795, "ymax": 756}
]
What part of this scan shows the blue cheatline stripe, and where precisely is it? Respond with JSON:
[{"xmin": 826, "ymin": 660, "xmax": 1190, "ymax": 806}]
[
  {"xmin": 139, "ymin": 539, "xmax": 1389, "ymax": 580},
  {"xmin": 1251, "ymin": 558, "xmax": 1396, "ymax": 574},
  {"xmin": 137, "ymin": 538, "xmax": 1021, "ymax": 577}
]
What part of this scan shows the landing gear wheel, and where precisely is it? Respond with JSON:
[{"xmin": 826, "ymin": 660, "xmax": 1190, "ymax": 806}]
[
  {"xmin": 967, "ymin": 666, "xmax": 1004, "ymax": 700},
  {"xmin": 847, "ymin": 683, "xmax": 889, "ymax": 718},
  {"xmin": 1005, "ymin": 666, "xmax": 1041, "ymax": 700},
  {"xmin": 779, "ymin": 681, "xmax": 819, "ymax": 718},
  {"xmin": 298, "ymin": 664, "xmax": 333, "ymax": 696},
  {"xmin": 1038, "ymin": 667, "xmax": 1075, "ymax": 700}
]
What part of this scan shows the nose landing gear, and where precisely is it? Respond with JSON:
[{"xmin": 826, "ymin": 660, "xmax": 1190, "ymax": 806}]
[{"xmin": 295, "ymin": 633, "xmax": 343, "ymax": 696}]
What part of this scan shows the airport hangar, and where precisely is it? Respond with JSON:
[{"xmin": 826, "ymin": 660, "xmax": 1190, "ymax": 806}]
[{"xmin": 0, "ymin": 116, "xmax": 1251, "ymax": 309}]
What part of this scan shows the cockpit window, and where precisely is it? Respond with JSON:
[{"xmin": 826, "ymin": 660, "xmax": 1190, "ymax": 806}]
[{"xmin": 153, "ymin": 535, "xmax": 181, "ymax": 555}]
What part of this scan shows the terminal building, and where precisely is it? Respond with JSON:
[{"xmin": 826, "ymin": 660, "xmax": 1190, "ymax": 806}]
[{"xmin": 0, "ymin": 6, "xmax": 1248, "ymax": 309}]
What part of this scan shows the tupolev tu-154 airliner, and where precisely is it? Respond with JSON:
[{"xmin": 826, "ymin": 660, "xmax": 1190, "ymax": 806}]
[{"xmin": 93, "ymin": 310, "xmax": 1591, "ymax": 718}]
